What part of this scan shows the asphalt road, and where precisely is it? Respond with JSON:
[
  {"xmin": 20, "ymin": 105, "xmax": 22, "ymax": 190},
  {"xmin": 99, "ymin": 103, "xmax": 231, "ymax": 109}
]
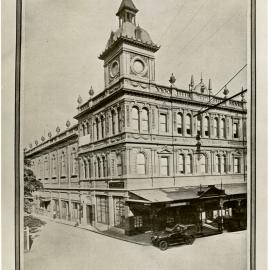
[{"xmin": 24, "ymin": 220, "xmax": 247, "ymax": 270}]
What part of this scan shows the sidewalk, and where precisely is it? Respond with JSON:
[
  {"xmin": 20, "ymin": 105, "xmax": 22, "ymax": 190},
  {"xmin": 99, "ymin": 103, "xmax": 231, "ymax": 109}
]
[{"xmin": 32, "ymin": 214, "xmax": 151, "ymax": 246}]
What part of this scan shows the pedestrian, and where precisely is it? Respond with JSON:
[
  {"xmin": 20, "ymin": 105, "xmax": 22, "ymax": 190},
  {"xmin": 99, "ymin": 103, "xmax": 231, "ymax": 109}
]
[{"xmin": 53, "ymin": 210, "xmax": 56, "ymax": 219}]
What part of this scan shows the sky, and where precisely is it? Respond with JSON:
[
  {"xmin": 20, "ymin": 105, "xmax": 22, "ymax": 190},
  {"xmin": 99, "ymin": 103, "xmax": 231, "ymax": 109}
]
[{"xmin": 22, "ymin": 0, "xmax": 248, "ymax": 147}]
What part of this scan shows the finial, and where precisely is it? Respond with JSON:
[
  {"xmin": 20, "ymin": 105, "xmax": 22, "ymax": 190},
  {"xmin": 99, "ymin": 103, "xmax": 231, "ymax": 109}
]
[
  {"xmin": 35, "ymin": 140, "xmax": 38, "ymax": 146},
  {"xmin": 56, "ymin": 126, "xmax": 60, "ymax": 134},
  {"xmin": 48, "ymin": 132, "xmax": 52, "ymax": 138},
  {"xmin": 169, "ymin": 73, "xmax": 176, "ymax": 86},
  {"xmin": 200, "ymin": 72, "xmax": 203, "ymax": 83},
  {"xmin": 29, "ymin": 143, "xmax": 32, "ymax": 149},
  {"xmin": 66, "ymin": 120, "xmax": 71, "ymax": 128},
  {"xmin": 89, "ymin": 86, "xmax": 94, "ymax": 98},
  {"xmin": 191, "ymin": 75, "xmax": 194, "ymax": 86},
  {"xmin": 41, "ymin": 136, "xmax": 45, "ymax": 142},
  {"xmin": 223, "ymin": 85, "xmax": 229, "ymax": 97},
  {"xmin": 208, "ymin": 79, "xmax": 212, "ymax": 91},
  {"xmin": 77, "ymin": 95, "xmax": 83, "ymax": 105}
]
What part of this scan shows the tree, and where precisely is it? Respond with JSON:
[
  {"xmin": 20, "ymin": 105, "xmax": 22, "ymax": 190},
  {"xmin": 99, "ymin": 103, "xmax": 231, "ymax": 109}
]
[{"xmin": 24, "ymin": 157, "xmax": 43, "ymax": 213}]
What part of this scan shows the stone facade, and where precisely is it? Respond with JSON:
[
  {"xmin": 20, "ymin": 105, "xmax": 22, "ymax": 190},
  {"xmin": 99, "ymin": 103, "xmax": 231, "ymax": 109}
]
[{"xmin": 25, "ymin": 0, "xmax": 247, "ymax": 234}]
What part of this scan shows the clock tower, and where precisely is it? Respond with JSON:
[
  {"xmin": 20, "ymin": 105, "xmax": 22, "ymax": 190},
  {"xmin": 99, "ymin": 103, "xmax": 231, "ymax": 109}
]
[{"xmin": 99, "ymin": 0, "xmax": 160, "ymax": 88}]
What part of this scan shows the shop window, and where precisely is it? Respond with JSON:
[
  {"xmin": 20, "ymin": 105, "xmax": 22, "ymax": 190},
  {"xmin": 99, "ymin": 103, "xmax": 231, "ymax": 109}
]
[
  {"xmin": 114, "ymin": 197, "xmax": 125, "ymax": 227},
  {"xmin": 160, "ymin": 157, "xmax": 169, "ymax": 176},
  {"xmin": 136, "ymin": 153, "xmax": 146, "ymax": 175},
  {"xmin": 141, "ymin": 108, "xmax": 149, "ymax": 132},
  {"xmin": 234, "ymin": 157, "xmax": 240, "ymax": 173},
  {"xmin": 134, "ymin": 216, "xmax": 143, "ymax": 228},
  {"xmin": 186, "ymin": 154, "xmax": 192, "ymax": 174},
  {"xmin": 131, "ymin": 107, "xmax": 139, "ymax": 131},
  {"xmin": 204, "ymin": 116, "xmax": 209, "ymax": 137},
  {"xmin": 177, "ymin": 112, "xmax": 183, "ymax": 135},
  {"xmin": 96, "ymin": 196, "xmax": 109, "ymax": 224},
  {"xmin": 179, "ymin": 154, "xmax": 184, "ymax": 174},
  {"xmin": 186, "ymin": 114, "xmax": 192, "ymax": 135},
  {"xmin": 233, "ymin": 122, "xmax": 239, "ymax": 138},
  {"xmin": 159, "ymin": 113, "xmax": 167, "ymax": 132},
  {"xmin": 117, "ymin": 154, "xmax": 122, "ymax": 176}
]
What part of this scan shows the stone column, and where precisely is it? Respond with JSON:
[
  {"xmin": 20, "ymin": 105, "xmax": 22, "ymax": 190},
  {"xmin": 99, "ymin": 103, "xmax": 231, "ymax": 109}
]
[
  {"xmin": 68, "ymin": 193, "xmax": 72, "ymax": 221},
  {"xmin": 108, "ymin": 195, "xmax": 114, "ymax": 227},
  {"xmin": 81, "ymin": 200, "xmax": 87, "ymax": 225},
  {"xmin": 58, "ymin": 193, "xmax": 62, "ymax": 219}
]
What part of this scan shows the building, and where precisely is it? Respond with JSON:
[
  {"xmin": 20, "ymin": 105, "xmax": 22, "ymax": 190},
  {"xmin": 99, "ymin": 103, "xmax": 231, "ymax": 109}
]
[{"xmin": 25, "ymin": 0, "xmax": 247, "ymax": 235}]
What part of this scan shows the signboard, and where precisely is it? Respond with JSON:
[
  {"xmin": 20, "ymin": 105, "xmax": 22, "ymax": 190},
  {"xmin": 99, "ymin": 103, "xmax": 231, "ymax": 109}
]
[
  {"xmin": 109, "ymin": 181, "xmax": 124, "ymax": 189},
  {"xmin": 168, "ymin": 202, "xmax": 190, "ymax": 207}
]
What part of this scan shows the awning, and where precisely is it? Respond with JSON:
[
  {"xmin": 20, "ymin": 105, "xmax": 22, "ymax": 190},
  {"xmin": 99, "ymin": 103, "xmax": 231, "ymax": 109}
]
[
  {"xmin": 128, "ymin": 183, "xmax": 247, "ymax": 204},
  {"xmin": 40, "ymin": 197, "xmax": 51, "ymax": 202}
]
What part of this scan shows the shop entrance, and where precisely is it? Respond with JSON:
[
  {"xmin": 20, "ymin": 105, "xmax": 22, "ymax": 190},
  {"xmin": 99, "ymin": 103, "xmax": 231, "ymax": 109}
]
[{"xmin": 86, "ymin": 205, "xmax": 94, "ymax": 225}]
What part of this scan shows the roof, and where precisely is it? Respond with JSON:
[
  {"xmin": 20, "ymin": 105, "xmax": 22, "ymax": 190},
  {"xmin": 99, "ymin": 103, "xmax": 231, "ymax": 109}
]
[
  {"xmin": 116, "ymin": 0, "xmax": 138, "ymax": 16},
  {"xmin": 129, "ymin": 183, "xmax": 246, "ymax": 203}
]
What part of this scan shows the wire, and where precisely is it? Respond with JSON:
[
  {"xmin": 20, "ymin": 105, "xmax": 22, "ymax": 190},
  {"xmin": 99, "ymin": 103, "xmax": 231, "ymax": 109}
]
[
  {"xmin": 196, "ymin": 64, "xmax": 247, "ymax": 114},
  {"xmin": 157, "ymin": 0, "xmax": 186, "ymax": 45}
]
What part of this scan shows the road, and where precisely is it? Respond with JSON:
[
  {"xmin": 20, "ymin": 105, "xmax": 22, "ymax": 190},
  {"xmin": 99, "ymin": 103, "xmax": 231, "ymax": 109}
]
[{"xmin": 24, "ymin": 220, "xmax": 247, "ymax": 270}]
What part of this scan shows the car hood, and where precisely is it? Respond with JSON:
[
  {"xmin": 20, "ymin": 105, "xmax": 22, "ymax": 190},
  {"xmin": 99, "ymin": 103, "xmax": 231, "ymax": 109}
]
[{"xmin": 153, "ymin": 230, "xmax": 171, "ymax": 238}]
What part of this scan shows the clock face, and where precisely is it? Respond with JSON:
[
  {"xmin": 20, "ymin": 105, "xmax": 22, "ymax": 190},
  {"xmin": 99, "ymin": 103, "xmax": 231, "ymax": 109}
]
[
  {"xmin": 110, "ymin": 60, "xmax": 119, "ymax": 78},
  {"xmin": 133, "ymin": 59, "xmax": 144, "ymax": 74},
  {"xmin": 130, "ymin": 56, "xmax": 148, "ymax": 77}
]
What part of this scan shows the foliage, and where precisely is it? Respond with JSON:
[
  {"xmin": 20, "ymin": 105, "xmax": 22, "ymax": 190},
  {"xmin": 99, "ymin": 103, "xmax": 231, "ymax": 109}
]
[
  {"xmin": 24, "ymin": 157, "xmax": 43, "ymax": 213},
  {"xmin": 24, "ymin": 215, "xmax": 46, "ymax": 233}
]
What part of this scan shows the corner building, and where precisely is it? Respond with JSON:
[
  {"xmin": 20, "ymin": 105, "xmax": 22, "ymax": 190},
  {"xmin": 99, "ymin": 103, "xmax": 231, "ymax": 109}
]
[{"xmin": 26, "ymin": 0, "xmax": 247, "ymax": 235}]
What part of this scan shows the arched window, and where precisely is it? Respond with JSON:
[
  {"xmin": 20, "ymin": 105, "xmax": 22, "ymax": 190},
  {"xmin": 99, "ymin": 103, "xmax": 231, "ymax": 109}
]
[
  {"xmin": 186, "ymin": 154, "xmax": 192, "ymax": 174},
  {"xmin": 177, "ymin": 113, "xmax": 183, "ymax": 135},
  {"xmin": 88, "ymin": 159, "xmax": 91, "ymax": 178},
  {"xmin": 141, "ymin": 108, "xmax": 149, "ymax": 132},
  {"xmin": 117, "ymin": 154, "xmax": 122, "ymax": 176},
  {"xmin": 102, "ymin": 156, "xmax": 106, "ymax": 177},
  {"xmin": 101, "ymin": 116, "xmax": 105, "ymax": 139},
  {"xmin": 97, "ymin": 157, "xmax": 101, "ymax": 178},
  {"xmin": 96, "ymin": 118, "xmax": 99, "ymax": 140},
  {"xmin": 131, "ymin": 107, "xmax": 139, "ymax": 131},
  {"xmin": 60, "ymin": 152, "xmax": 66, "ymax": 176},
  {"xmin": 84, "ymin": 160, "xmax": 87, "ymax": 179},
  {"xmin": 179, "ymin": 154, "xmax": 184, "ymax": 174},
  {"xmin": 213, "ymin": 118, "xmax": 218, "ymax": 138},
  {"xmin": 233, "ymin": 122, "xmax": 239, "ymax": 138},
  {"xmin": 204, "ymin": 116, "xmax": 209, "ymax": 137},
  {"xmin": 186, "ymin": 114, "xmax": 192, "ymax": 135},
  {"xmin": 44, "ymin": 157, "xmax": 49, "ymax": 179},
  {"xmin": 221, "ymin": 118, "xmax": 225, "ymax": 138},
  {"xmin": 70, "ymin": 151, "xmax": 77, "ymax": 176},
  {"xmin": 136, "ymin": 153, "xmax": 146, "ymax": 175},
  {"xmin": 117, "ymin": 107, "xmax": 121, "ymax": 133},
  {"xmin": 86, "ymin": 122, "xmax": 90, "ymax": 135},
  {"xmin": 82, "ymin": 124, "xmax": 86, "ymax": 136},
  {"xmin": 200, "ymin": 155, "xmax": 206, "ymax": 173},
  {"xmin": 215, "ymin": 155, "xmax": 221, "ymax": 173},
  {"xmin": 112, "ymin": 110, "xmax": 116, "ymax": 135},
  {"xmin": 197, "ymin": 116, "xmax": 202, "ymax": 136},
  {"xmin": 233, "ymin": 157, "xmax": 240, "ymax": 173},
  {"xmin": 222, "ymin": 155, "xmax": 227, "ymax": 173},
  {"xmin": 52, "ymin": 154, "xmax": 57, "ymax": 177}
]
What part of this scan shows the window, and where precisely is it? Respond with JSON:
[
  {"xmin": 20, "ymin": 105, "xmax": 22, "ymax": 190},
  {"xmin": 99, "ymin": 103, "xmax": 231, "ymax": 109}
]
[
  {"xmin": 160, "ymin": 157, "xmax": 169, "ymax": 176},
  {"xmin": 132, "ymin": 107, "xmax": 139, "ymax": 131},
  {"xmin": 233, "ymin": 122, "xmax": 239, "ymax": 138},
  {"xmin": 96, "ymin": 196, "xmax": 109, "ymax": 224},
  {"xmin": 234, "ymin": 157, "xmax": 240, "ymax": 173},
  {"xmin": 88, "ymin": 159, "xmax": 91, "ymax": 178},
  {"xmin": 60, "ymin": 152, "xmax": 66, "ymax": 177},
  {"xmin": 200, "ymin": 155, "xmax": 206, "ymax": 173},
  {"xmin": 44, "ymin": 157, "xmax": 49, "ymax": 179},
  {"xmin": 186, "ymin": 114, "xmax": 192, "ymax": 135},
  {"xmin": 221, "ymin": 155, "xmax": 226, "ymax": 173},
  {"xmin": 204, "ymin": 116, "xmax": 209, "ymax": 137},
  {"xmin": 177, "ymin": 113, "xmax": 183, "ymax": 135},
  {"xmin": 141, "ymin": 108, "xmax": 149, "ymax": 132},
  {"xmin": 86, "ymin": 122, "xmax": 90, "ymax": 135},
  {"xmin": 114, "ymin": 197, "xmax": 125, "ymax": 227},
  {"xmin": 102, "ymin": 156, "xmax": 106, "ymax": 177},
  {"xmin": 101, "ymin": 116, "xmax": 105, "ymax": 138},
  {"xmin": 160, "ymin": 113, "xmax": 167, "ymax": 132},
  {"xmin": 136, "ymin": 153, "xmax": 146, "ymax": 175},
  {"xmin": 215, "ymin": 155, "xmax": 221, "ymax": 173},
  {"xmin": 186, "ymin": 154, "xmax": 192, "ymax": 174},
  {"xmin": 134, "ymin": 216, "xmax": 143, "ymax": 228},
  {"xmin": 97, "ymin": 157, "xmax": 101, "ymax": 178},
  {"xmin": 117, "ymin": 107, "xmax": 121, "ymax": 133},
  {"xmin": 52, "ymin": 154, "xmax": 57, "ymax": 177},
  {"xmin": 213, "ymin": 118, "xmax": 218, "ymax": 137},
  {"xmin": 112, "ymin": 111, "xmax": 116, "ymax": 135},
  {"xmin": 117, "ymin": 154, "xmax": 122, "ymax": 176},
  {"xmin": 96, "ymin": 118, "xmax": 99, "ymax": 140},
  {"xmin": 197, "ymin": 116, "xmax": 202, "ymax": 135},
  {"xmin": 84, "ymin": 160, "xmax": 87, "ymax": 179},
  {"xmin": 179, "ymin": 154, "xmax": 184, "ymax": 174},
  {"xmin": 71, "ymin": 152, "xmax": 77, "ymax": 176},
  {"xmin": 221, "ymin": 119, "xmax": 225, "ymax": 138},
  {"xmin": 82, "ymin": 124, "xmax": 86, "ymax": 136}
]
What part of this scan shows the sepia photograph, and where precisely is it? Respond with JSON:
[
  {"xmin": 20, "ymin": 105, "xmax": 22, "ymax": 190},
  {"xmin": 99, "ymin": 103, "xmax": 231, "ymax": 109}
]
[{"xmin": 2, "ymin": 0, "xmax": 261, "ymax": 269}]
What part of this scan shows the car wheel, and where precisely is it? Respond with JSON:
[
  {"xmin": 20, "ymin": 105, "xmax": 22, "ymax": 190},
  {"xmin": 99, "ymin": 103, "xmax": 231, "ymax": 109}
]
[
  {"xmin": 185, "ymin": 236, "xmax": 195, "ymax": 245},
  {"xmin": 159, "ymin": 240, "xmax": 168, "ymax": 251}
]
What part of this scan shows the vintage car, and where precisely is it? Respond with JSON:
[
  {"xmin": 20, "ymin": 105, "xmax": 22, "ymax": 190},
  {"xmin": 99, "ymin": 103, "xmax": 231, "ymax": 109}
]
[{"xmin": 151, "ymin": 224, "xmax": 197, "ymax": 251}]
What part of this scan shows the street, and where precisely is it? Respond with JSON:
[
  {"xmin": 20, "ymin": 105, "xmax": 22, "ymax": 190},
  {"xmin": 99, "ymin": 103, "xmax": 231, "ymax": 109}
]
[{"xmin": 24, "ymin": 220, "xmax": 247, "ymax": 270}]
